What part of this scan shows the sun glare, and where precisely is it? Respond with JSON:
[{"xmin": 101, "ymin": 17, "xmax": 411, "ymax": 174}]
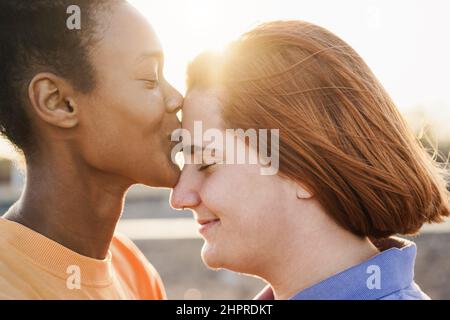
[{"xmin": 1, "ymin": 0, "xmax": 449, "ymax": 158}]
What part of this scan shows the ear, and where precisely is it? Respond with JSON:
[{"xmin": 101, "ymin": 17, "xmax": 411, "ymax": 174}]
[
  {"xmin": 296, "ymin": 183, "xmax": 314, "ymax": 200},
  {"xmin": 28, "ymin": 73, "xmax": 79, "ymax": 129}
]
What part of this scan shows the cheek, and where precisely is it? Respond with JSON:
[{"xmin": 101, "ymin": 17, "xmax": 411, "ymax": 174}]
[
  {"xmin": 200, "ymin": 166, "xmax": 282, "ymax": 234},
  {"xmin": 116, "ymin": 90, "xmax": 166, "ymax": 134},
  {"xmin": 99, "ymin": 77, "xmax": 166, "ymax": 132},
  {"xmin": 199, "ymin": 166, "xmax": 249, "ymax": 218},
  {"xmin": 77, "ymin": 87, "xmax": 166, "ymax": 165},
  {"xmin": 199, "ymin": 168, "xmax": 293, "ymax": 271}
]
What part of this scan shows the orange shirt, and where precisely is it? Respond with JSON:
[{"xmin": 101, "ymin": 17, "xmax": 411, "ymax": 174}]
[{"xmin": 0, "ymin": 218, "xmax": 166, "ymax": 300}]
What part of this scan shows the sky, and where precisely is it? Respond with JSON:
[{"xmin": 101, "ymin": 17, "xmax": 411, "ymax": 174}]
[
  {"xmin": 128, "ymin": 0, "xmax": 450, "ymax": 109},
  {"xmin": 1, "ymin": 0, "xmax": 449, "ymax": 157}
]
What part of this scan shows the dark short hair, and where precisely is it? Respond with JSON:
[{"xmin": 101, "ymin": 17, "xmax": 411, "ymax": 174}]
[{"xmin": 0, "ymin": 0, "xmax": 122, "ymax": 153}]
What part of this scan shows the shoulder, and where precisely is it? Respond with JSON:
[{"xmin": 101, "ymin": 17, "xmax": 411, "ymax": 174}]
[
  {"xmin": 110, "ymin": 233, "xmax": 167, "ymax": 300},
  {"xmin": 0, "ymin": 242, "xmax": 41, "ymax": 299},
  {"xmin": 0, "ymin": 277, "xmax": 38, "ymax": 300}
]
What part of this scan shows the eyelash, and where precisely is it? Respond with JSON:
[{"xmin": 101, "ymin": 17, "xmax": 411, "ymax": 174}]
[
  {"xmin": 144, "ymin": 79, "xmax": 159, "ymax": 89},
  {"xmin": 198, "ymin": 162, "xmax": 216, "ymax": 172}
]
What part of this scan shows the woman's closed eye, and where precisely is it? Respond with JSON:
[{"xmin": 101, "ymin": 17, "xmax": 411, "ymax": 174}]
[
  {"xmin": 198, "ymin": 148, "xmax": 224, "ymax": 172},
  {"xmin": 198, "ymin": 162, "xmax": 217, "ymax": 172},
  {"xmin": 142, "ymin": 79, "xmax": 159, "ymax": 89}
]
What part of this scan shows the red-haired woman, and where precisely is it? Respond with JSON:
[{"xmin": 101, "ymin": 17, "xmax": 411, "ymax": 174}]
[{"xmin": 171, "ymin": 21, "xmax": 450, "ymax": 300}]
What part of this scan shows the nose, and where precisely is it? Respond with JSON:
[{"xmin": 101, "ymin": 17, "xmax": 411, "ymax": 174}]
[
  {"xmin": 170, "ymin": 170, "xmax": 201, "ymax": 210},
  {"xmin": 163, "ymin": 80, "xmax": 183, "ymax": 114}
]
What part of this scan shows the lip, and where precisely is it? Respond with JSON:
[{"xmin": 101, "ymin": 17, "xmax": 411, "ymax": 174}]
[{"xmin": 197, "ymin": 219, "xmax": 220, "ymax": 236}]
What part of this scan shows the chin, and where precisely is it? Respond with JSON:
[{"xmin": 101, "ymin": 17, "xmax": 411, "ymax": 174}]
[
  {"xmin": 201, "ymin": 242, "xmax": 256, "ymax": 275},
  {"xmin": 201, "ymin": 246, "xmax": 223, "ymax": 270},
  {"xmin": 158, "ymin": 154, "xmax": 182, "ymax": 188},
  {"xmin": 201, "ymin": 242, "xmax": 237, "ymax": 271},
  {"xmin": 137, "ymin": 161, "xmax": 181, "ymax": 188},
  {"xmin": 158, "ymin": 163, "xmax": 181, "ymax": 188}
]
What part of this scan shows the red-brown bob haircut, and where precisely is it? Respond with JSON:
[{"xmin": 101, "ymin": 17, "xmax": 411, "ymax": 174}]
[{"xmin": 186, "ymin": 20, "xmax": 450, "ymax": 238}]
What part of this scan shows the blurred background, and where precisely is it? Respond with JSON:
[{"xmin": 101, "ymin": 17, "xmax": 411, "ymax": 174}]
[{"xmin": 1, "ymin": 0, "xmax": 450, "ymax": 299}]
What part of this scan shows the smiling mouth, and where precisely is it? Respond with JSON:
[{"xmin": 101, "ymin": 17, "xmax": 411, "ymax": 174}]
[
  {"xmin": 197, "ymin": 218, "xmax": 220, "ymax": 225},
  {"xmin": 197, "ymin": 218, "xmax": 221, "ymax": 236}
]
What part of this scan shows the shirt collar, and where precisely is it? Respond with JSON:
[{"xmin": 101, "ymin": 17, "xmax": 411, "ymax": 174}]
[{"xmin": 255, "ymin": 237, "xmax": 417, "ymax": 300}]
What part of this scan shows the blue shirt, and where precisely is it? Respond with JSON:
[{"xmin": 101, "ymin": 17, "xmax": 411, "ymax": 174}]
[{"xmin": 256, "ymin": 237, "xmax": 430, "ymax": 300}]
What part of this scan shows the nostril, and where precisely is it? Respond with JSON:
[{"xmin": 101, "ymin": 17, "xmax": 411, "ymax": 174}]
[{"xmin": 172, "ymin": 201, "xmax": 184, "ymax": 210}]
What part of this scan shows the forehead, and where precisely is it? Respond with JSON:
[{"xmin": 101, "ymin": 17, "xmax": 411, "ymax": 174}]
[
  {"xmin": 183, "ymin": 88, "xmax": 224, "ymax": 132},
  {"xmin": 91, "ymin": 3, "xmax": 163, "ymax": 68}
]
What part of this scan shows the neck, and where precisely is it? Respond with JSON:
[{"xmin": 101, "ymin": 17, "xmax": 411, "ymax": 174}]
[
  {"xmin": 4, "ymin": 151, "xmax": 132, "ymax": 260},
  {"xmin": 262, "ymin": 224, "xmax": 379, "ymax": 300}
]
